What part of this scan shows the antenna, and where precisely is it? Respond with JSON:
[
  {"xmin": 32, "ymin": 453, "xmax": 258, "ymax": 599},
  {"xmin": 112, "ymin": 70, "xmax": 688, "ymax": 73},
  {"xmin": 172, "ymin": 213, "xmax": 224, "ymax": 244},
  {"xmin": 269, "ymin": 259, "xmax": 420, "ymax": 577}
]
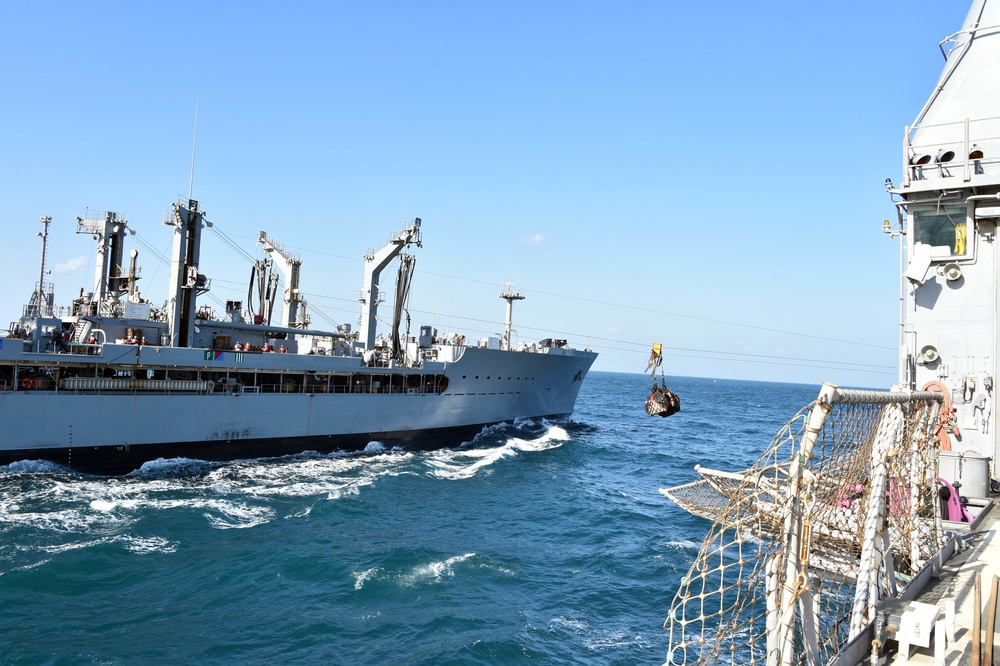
[
  {"xmin": 188, "ymin": 99, "xmax": 199, "ymax": 201},
  {"xmin": 36, "ymin": 216, "xmax": 52, "ymax": 317}
]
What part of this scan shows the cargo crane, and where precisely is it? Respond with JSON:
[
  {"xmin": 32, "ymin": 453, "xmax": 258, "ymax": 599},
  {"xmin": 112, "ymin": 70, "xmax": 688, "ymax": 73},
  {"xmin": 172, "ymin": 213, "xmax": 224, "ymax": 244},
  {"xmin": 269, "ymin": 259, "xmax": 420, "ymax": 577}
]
[
  {"xmin": 358, "ymin": 218, "xmax": 422, "ymax": 351},
  {"xmin": 257, "ymin": 231, "xmax": 308, "ymax": 329}
]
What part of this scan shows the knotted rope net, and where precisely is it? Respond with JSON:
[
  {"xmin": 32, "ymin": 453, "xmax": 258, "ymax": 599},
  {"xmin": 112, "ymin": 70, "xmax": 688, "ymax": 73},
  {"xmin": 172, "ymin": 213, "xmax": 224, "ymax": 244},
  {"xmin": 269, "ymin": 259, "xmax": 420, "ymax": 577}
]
[{"xmin": 660, "ymin": 385, "xmax": 946, "ymax": 666}]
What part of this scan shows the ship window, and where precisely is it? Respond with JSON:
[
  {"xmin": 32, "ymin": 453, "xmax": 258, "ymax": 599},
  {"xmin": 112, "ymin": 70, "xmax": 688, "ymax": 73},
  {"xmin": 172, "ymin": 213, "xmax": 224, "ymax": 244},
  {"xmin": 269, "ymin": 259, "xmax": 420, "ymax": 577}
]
[{"xmin": 912, "ymin": 204, "xmax": 968, "ymax": 257}]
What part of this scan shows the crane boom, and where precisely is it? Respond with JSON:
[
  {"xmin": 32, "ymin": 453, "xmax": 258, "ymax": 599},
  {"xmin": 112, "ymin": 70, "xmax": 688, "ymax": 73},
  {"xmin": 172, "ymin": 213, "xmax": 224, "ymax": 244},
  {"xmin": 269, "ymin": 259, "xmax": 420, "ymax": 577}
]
[
  {"xmin": 358, "ymin": 218, "xmax": 422, "ymax": 350},
  {"xmin": 257, "ymin": 231, "xmax": 304, "ymax": 328}
]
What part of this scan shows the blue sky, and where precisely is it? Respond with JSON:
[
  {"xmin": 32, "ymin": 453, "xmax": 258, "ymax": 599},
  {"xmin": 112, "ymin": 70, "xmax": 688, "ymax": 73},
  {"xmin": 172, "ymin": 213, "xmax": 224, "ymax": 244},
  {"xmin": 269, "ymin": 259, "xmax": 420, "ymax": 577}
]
[{"xmin": 1, "ymin": 1, "xmax": 965, "ymax": 386}]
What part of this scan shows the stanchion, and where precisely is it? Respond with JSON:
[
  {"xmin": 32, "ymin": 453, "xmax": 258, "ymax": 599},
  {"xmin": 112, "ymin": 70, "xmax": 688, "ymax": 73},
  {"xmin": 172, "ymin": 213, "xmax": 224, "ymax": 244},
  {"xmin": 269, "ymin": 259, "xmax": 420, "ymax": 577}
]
[
  {"xmin": 986, "ymin": 575, "xmax": 999, "ymax": 666},
  {"xmin": 974, "ymin": 572, "xmax": 982, "ymax": 666}
]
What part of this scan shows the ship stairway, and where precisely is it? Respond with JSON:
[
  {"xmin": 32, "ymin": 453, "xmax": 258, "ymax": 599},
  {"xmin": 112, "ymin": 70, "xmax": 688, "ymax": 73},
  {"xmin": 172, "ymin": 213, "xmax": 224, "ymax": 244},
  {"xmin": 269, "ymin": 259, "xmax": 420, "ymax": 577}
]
[{"xmin": 72, "ymin": 319, "xmax": 92, "ymax": 344}]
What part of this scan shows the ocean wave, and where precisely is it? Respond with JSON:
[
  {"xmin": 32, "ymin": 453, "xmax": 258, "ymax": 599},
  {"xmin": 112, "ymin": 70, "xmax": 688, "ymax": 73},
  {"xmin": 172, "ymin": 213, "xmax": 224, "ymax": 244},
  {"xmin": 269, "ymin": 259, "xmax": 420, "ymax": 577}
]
[
  {"xmin": 584, "ymin": 627, "xmax": 655, "ymax": 652},
  {"xmin": 0, "ymin": 531, "xmax": 176, "ymax": 575},
  {"xmin": 400, "ymin": 552, "xmax": 477, "ymax": 587},
  {"xmin": 542, "ymin": 615, "xmax": 657, "ymax": 656},
  {"xmin": 36, "ymin": 537, "xmax": 109, "ymax": 554},
  {"xmin": 424, "ymin": 445, "xmax": 516, "ymax": 480},
  {"xmin": 663, "ymin": 539, "xmax": 702, "ymax": 551},
  {"xmin": 1, "ymin": 501, "xmax": 132, "ymax": 533},
  {"xmin": 425, "ymin": 422, "xmax": 569, "ymax": 480},
  {"xmin": 548, "ymin": 615, "xmax": 589, "ymax": 634},
  {"xmin": 0, "ymin": 449, "xmax": 426, "ymax": 548},
  {"xmin": 0, "ymin": 459, "xmax": 70, "ymax": 474},
  {"xmin": 128, "ymin": 457, "xmax": 216, "ymax": 477},
  {"xmin": 203, "ymin": 451, "xmax": 414, "ymax": 500},
  {"xmin": 115, "ymin": 534, "xmax": 177, "ymax": 554},
  {"xmin": 510, "ymin": 424, "xmax": 569, "ymax": 452},
  {"xmin": 202, "ymin": 501, "xmax": 275, "ymax": 529},
  {"xmin": 0, "ymin": 557, "xmax": 51, "ymax": 574},
  {"xmin": 0, "ymin": 475, "xmax": 279, "ymax": 535},
  {"xmin": 363, "ymin": 441, "xmax": 387, "ymax": 454},
  {"xmin": 353, "ymin": 567, "xmax": 380, "ymax": 590}
]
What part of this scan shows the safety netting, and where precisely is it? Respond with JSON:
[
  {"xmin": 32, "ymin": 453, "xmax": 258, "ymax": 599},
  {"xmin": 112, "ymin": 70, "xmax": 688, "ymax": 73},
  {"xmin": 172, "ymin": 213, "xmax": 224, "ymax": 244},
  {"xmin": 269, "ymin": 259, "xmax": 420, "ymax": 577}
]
[{"xmin": 660, "ymin": 385, "xmax": 947, "ymax": 666}]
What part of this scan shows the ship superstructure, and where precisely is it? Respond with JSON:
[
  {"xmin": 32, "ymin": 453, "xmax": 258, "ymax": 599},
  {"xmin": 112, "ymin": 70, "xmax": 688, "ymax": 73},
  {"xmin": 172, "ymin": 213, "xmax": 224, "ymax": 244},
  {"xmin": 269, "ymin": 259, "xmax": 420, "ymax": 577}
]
[
  {"xmin": 0, "ymin": 200, "xmax": 596, "ymax": 474},
  {"xmin": 890, "ymin": 0, "xmax": 1000, "ymax": 484}
]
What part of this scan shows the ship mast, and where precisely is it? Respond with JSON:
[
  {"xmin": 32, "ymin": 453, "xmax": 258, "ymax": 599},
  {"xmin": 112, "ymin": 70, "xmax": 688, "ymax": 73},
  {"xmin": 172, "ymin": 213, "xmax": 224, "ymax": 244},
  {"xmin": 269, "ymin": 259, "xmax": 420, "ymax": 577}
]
[
  {"xmin": 164, "ymin": 199, "xmax": 210, "ymax": 347},
  {"xmin": 33, "ymin": 216, "xmax": 52, "ymax": 317},
  {"xmin": 499, "ymin": 282, "xmax": 524, "ymax": 350}
]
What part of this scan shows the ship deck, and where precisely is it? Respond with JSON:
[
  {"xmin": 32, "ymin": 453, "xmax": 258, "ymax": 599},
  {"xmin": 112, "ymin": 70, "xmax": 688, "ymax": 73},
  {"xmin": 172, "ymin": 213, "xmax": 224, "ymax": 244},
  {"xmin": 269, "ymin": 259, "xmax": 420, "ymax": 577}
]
[{"xmin": 875, "ymin": 502, "xmax": 1000, "ymax": 664}]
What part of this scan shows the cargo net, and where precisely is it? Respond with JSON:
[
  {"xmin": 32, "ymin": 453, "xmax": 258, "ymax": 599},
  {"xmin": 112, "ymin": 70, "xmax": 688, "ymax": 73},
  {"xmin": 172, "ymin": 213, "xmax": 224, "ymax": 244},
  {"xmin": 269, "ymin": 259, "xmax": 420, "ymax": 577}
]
[{"xmin": 659, "ymin": 385, "xmax": 946, "ymax": 666}]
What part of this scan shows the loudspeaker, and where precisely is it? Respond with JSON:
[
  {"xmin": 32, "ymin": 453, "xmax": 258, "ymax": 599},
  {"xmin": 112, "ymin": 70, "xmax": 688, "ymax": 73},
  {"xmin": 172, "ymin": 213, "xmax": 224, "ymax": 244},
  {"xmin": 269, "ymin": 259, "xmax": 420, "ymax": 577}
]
[
  {"xmin": 943, "ymin": 263, "xmax": 963, "ymax": 281},
  {"xmin": 919, "ymin": 345, "xmax": 939, "ymax": 364}
]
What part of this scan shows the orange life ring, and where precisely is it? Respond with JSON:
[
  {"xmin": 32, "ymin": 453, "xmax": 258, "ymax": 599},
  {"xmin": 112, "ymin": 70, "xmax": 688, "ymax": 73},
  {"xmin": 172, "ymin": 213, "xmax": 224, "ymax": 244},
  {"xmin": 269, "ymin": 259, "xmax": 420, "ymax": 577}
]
[
  {"xmin": 922, "ymin": 381, "xmax": 953, "ymax": 451},
  {"xmin": 21, "ymin": 378, "xmax": 33, "ymax": 390}
]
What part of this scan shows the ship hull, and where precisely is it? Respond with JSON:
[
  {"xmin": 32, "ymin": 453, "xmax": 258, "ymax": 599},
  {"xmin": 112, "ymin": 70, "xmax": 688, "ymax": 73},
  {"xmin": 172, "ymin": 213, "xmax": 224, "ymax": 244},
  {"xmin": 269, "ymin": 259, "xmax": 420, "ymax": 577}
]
[
  {"xmin": 0, "ymin": 421, "xmax": 541, "ymax": 475},
  {"xmin": 0, "ymin": 344, "xmax": 596, "ymax": 474}
]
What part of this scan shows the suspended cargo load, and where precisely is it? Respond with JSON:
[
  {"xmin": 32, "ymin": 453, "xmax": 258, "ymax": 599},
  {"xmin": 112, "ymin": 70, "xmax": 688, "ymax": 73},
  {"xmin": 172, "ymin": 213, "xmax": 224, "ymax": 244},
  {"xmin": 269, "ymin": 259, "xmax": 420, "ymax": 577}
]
[
  {"xmin": 646, "ymin": 378, "xmax": 680, "ymax": 418},
  {"xmin": 644, "ymin": 343, "xmax": 680, "ymax": 418}
]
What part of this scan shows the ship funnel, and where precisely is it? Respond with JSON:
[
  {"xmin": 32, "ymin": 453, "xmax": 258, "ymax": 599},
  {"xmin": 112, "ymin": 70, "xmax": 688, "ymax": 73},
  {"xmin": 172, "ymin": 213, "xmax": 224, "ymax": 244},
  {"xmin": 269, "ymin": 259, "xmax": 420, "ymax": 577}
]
[{"xmin": 943, "ymin": 262, "xmax": 963, "ymax": 281}]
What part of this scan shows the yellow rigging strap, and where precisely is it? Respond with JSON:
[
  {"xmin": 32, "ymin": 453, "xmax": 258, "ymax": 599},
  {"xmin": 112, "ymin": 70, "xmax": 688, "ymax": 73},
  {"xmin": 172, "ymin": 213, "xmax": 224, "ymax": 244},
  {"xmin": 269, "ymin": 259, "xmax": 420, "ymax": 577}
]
[{"xmin": 645, "ymin": 342, "xmax": 663, "ymax": 374}]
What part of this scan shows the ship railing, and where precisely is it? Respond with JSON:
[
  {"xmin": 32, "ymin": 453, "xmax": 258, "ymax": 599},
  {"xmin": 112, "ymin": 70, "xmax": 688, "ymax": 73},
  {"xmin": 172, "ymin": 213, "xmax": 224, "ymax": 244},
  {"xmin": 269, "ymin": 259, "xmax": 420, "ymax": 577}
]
[
  {"xmin": 937, "ymin": 21, "xmax": 1000, "ymax": 58},
  {"xmin": 63, "ymin": 343, "xmax": 103, "ymax": 356},
  {"xmin": 248, "ymin": 380, "xmax": 444, "ymax": 395},
  {"xmin": 903, "ymin": 114, "xmax": 1000, "ymax": 185},
  {"xmin": 55, "ymin": 378, "xmax": 215, "ymax": 395}
]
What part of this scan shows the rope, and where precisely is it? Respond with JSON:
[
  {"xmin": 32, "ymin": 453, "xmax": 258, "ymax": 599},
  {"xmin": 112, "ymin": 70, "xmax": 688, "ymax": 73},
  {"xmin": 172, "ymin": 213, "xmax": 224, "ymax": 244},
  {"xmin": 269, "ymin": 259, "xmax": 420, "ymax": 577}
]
[{"xmin": 661, "ymin": 388, "xmax": 946, "ymax": 665}]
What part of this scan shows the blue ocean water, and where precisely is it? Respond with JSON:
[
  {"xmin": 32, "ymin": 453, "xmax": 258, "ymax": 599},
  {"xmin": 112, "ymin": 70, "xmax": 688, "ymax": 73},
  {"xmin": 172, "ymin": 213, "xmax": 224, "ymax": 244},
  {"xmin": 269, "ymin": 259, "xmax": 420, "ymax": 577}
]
[{"xmin": 0, "ymin": 372, "xmax": 822, "ymax": 665}]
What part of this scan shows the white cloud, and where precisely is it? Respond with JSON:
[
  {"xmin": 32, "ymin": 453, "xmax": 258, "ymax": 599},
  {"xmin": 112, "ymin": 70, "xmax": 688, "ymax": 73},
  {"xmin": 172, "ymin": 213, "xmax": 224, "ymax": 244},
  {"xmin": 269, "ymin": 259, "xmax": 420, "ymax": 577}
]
[
  {"xmin": 522, "ymin": 234, "xmax": 548, "ymax": 244},
  {"xmin": 54, "ymin": 256, "xmax": 88, "ymax": 273}
]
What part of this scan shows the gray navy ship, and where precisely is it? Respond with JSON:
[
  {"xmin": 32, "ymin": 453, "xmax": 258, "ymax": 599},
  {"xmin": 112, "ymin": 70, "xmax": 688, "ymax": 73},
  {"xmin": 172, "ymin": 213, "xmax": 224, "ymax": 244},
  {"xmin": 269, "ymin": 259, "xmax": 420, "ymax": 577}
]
[{"xmin": 0, "ymin": 201, "xmax": 596, "ymax": 474}]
